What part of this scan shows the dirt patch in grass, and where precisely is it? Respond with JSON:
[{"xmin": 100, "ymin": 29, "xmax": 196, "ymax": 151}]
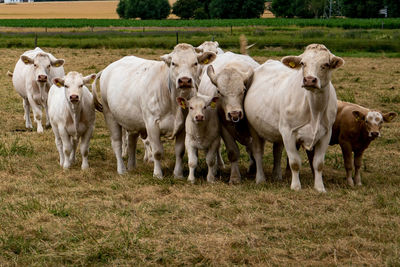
[{"xmin": 0, "ymin": 48, "xmax": 399, "ymax": 265}]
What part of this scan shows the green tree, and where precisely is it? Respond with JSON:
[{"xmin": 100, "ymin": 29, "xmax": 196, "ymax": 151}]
[
  {"xmin": 343, "ymin": 0, "xmax": 383, "ymax": 18},
  {"xmin": 172, "ymin": 0, "xmax": 202, "ymax": 19},
  {"xmin": 116, "ymin": 0, "xmax": 170, "ymax": 19},
  {"xmin": 385, "ymin": 0, "xmax": 400, "ymax": 18},
  {"xmin": 209, "ymin": 0, "xmax": 265, "ymax": 19}
]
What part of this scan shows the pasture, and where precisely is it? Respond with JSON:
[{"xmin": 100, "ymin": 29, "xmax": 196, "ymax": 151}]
[{"xmin": 0, "ymin": 46, "xmax": 399, "ymax": 265}]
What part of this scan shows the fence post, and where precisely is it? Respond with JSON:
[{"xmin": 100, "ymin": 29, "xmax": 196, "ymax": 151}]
[
  {"xmin": 231, "ymin": 25, "xmax": 233, "ymax": 35},
  {"xmin": 176, "ymin": 31, "xmax": 179, "ymax": 44},
  {"xmin": 34, "ymin": 33, "xmax": 37, "ymax": 48}
]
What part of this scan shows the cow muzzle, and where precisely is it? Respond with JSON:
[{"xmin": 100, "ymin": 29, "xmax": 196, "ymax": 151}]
[
  {"xmin": 302, "ymin": 76, "xmax": 319, "ymax": 89},
  {"xmin": 178, "ymin": 77, "xmax": 193, "ymax": 89},
  {"xmin": 369, "ymin": 131, "xmax": 380, "ymax": 139},
  {"xmin": 70, "ymin": 94, "xmax": 80, "ymax": 103},
  {"xmin": 228, "ymin": 110, "xmax": 243, "ymax": 123},
  {"xmin": 195, "ymin": 114, "xmax": 204, "ymax": 122},
  {"xmin": 37, "ymin": 75, "xmax": 48, "ymax": 83}
]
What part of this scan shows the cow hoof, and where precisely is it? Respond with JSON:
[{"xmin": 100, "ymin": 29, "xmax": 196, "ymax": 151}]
[
  {"xmin": 37, "ymin": 128, "xmax": 44, "ymax": 133},
  {"xmin": 153, "ymin": 172, "xmax": 163, "ymax": 179},
  {"xmin": 255, "ymin": 175, "xmax": 266, "ymax": 184},
  {"xmin": 187, "ymin": 177, "xmax": 195, "ymax": 184},
  {"xmin": 207, "ymin": 175, "xmax": 216, "ymax": 183},
  {"xmin": 315, "ymin": 187, "xmax": 327, "ymax": 193},
  {"xmin": 229, "ymin": 177, "xmax": 241, "ymax": 185},
  {"xmin": 290, "ymin": 184, "xmax": 301, "ymax": 191},
  {"xmin": 356, "ymin": 182, "xmax": 362, "ymax": 186},
  {"xmin": 347, "ymin": 178, "xmax": 354, "ymax": 187}
]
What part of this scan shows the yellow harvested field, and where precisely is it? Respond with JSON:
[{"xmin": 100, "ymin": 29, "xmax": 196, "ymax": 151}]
[{"xmin": 0, "ymin": 1, "xmax": 119, "ymax": 19}]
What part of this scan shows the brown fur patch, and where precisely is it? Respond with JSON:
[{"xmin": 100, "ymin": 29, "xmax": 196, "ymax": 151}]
[{"xmin": 291, "ymin": 162, "xmax": 300, "ymax": 171}]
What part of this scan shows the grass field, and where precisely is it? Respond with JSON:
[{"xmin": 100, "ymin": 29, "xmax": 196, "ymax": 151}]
[{"xmin": 0, "ymin": 47, "xmax": 399, "ymax": 265}]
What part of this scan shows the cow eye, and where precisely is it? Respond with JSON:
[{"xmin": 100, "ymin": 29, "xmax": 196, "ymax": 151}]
[
  {"xmin": 194, "ymin": 62, "xmax": 198, "ymax": 66},
  {"xmin": 203, "ymin": 106, "xmax": 206, "ymax": 109},
  {"xmin": 189, "ymin": 106, "xmax": 193, "ymax": 110},
  {"xmin": 300, "ymin": 62, "xmax": 304, "ymax": 66},
  {"xmin": 64, "ymin": 85, "xmax": 69, "ymax": 88},
  {"xmin": 47, "ymin": 65, "xmax": 51, "ymax": 68},
  {"xmin": 171, "ymin": 62, "xmax": 175, "ymax": 66},
  {"xmin": 79, "ymin": 84, "xmax": 83, "ymax": 88},
  {"xmin": 34, "ymin": 64, "xmax": 37, "ymax": 68}
]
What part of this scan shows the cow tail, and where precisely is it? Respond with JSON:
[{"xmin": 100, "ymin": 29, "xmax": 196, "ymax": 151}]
[
  {"xmin": 92, "ymin": 71, "xmax": 103, "ymax": 112},
  {"xmin": 239, "ymin": 34, "xmax": 256, "ymax": 55},
  {"xmin": 7, "ymin": 71, "xmax": 13, "ymax": 78}
]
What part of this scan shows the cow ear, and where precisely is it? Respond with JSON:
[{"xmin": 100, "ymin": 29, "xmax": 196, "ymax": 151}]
[
  {"xmin": 281, "ymin": 56, "xmax": 302, "ymax": 69},
  {"xmin": 330, "ymin": 56, "xmax": 344, "ymax": 69},
  {"xmin": 176, "ymin": 97, "xmax": 187, "ymax": 109},
  {"xmin": 83, "ymin": 73, "xmax": 96, "ymax": 84},
  {"xmin": 198, "ymin": 52, "xmax": 216, "ymax": 65},
  {"xmin": 215, "ymin": 41, "xmax": 219, "ymax": 47},
  {"xmin": 207, "ymin": 65, "xmax": 218, "ymax": 87},
  {"xmin": 160, "ymin": 54, "xmax": 172, "ymax": 66},
  {"xmin": 52, "ymin": 78, "xmax": 64, "ymax": 88},
  {"xmin": 21, "ymin": 55, "xmax": 34, "ymax": 65},
  {"xmin": 208, "ymin": 96, "xmax": 219, "ymax": 109},
  {"xmin": 243, "ymin": 69, "xmax": 254, "ymax": 90},
  {"xmin": 382, "ymin": 112, "xmax": 397, "ymax": 122},
  {"xmin": 51, "ymin": 59, "xmax": 65, "ymax": 68},
  {"xmin": 352, "ymin": 110, "xmax": 365, "ymax": 122},
  {"xmin": 195, "ymin": 47, "xmax": 203, "ymax": 53}
]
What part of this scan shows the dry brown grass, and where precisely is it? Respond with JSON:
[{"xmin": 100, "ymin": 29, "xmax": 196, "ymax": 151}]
[
  {"xmin": 0, "ymin": 1, "xmax": 119, "ymax": 19},
  {"xmin": 0, "ymin": 48, "xmax": 399, "ymax": 265}
]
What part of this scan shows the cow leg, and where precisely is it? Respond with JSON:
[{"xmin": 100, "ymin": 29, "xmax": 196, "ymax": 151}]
[
  {"xmin": 127, "ymin": 132, "xmax": 139, "ymax": 171},
  {"xmin": 311, "ymin": 136, "xmax": 329, "ymax": 193},
  {"xmin": 249, "ymin": 126, "xmax": 266, "ymax": 184},
  {"xmin": 281, "ymin": 133, "xmax": 302, "ymax": 191},
  {"xmin": 69, "ymin": 136, "xmax": 78, "ymax": 165},
  {"xmin": 121, "ymin": 129, "xmax": 129, "ymax": 158},
  {"xmin": 103, "ymin": 106, "xmax": 126, "ymax": 174},
  {"xmin": 354, "ymin": 151, "xmax": 364, "ymax": 186},
  {"xmin": 206, "ymin": 138, "xmax": 220, "ymax": 183},
  {"xmin": 221, "ymin": 126, "xmax": 241, "ymax": 184},
  {"xmin": 217, "ymin": 143, "xmax": 225, "ymax": 170},
  {"xmin": 186, "ymin": 144, "xmax": 197, "ymax": 184},
  {"xmin": 141, "ymin": 137, "xmax": 153, "ymax": 163},
  {"xmin": 340, "ymin": 142, "xmax": 354, "ymax": 186},
  {"xmin": 44, "ymin": 102, "xmax": 51, "ymax": 129},
  {"xmin": 28, "ymin": 95, "xmax": 43, "ymax": 133},
  {"xmin": 272, "ymin": 142, "xmax": 284, "ymax": 180},
  {"xmin": 146, "ymin": 122, "xmax": 164, "ymax": 179},
  {"xmin": 60, "ymin": 130, "xmax": 72, "ymax": 169},
  {"xmin": 23, "ymin": 98, "xmax": 33, "ymax": 129},
  {"xmin": 246, "ymin": 145, "xmax": 256, "ymax": 175},
  {"xmin": 173, "ymin": 129, "xmax": 185, "ymax": 178},
  {"xmin": 52, "ymin": 126, "xmax": 64, "ymax": 167},
  {"xmin": 79, "ymin": 128, "xmax": 93, "ymax": 170}
]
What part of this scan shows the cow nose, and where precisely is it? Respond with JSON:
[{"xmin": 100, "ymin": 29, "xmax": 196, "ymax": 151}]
[
  {"xmin": 38, "ymin": 75, "xmax": 47, "ymax": 82},
  {"xmin": 178, "ymin": 77, "xmax": 192, "ymax": 88},
  {"xmin": 70, "ymin": 95, "xmax": 79, "ymax": 103},
  {"xmin": 370, "ymin": 131, "xmax": 379, "ymax": 138},
  {"xmin": 228, "ymin": 111, "xmax": 243, "ymax": 122},
  {"xmin": 195, "ymin": 114, "xmax": 204, "ymax": 121},
  {"xmin": 303, "ymin": 76, "xmax": 318, "ymax": 87}
]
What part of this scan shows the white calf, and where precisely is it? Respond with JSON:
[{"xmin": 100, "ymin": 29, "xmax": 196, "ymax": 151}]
[
  {"xmin": 177, "ymin": 95, "xmax": 220, "ymax": 183},
  {"xmin": 48, "ymin": 72, "xmax": 96, "ymax": 170}
]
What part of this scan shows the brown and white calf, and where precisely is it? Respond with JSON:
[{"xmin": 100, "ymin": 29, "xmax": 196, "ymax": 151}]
[
  {"xmin": 48, "ymin": 72, "xmax": 96, "ymax": 170},
  {"xmin": 329, "ymin": 101, "xmax": 397, "ymax": 186},
  {"xmin": 177, "ymin": 95, "xmax": 220, "ymax": 183},
  {"xmin": 11, "ymin": 47, "xmax": 65, "ymax": 133}
]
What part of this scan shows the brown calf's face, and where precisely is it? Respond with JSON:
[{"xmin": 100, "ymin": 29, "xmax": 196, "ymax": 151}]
[
  {"xmin": 161, "ymin": 43, "xmax": 216, "ymax": 99},
  {"xmin": 207, "ymin": 65, "xmax": 253, "ymax": 122},
  {"xmin": 53, "ymin": 71, "xmax": 96, "ymax": 106},
  {"xmin": 177, "ymin": 95, "xmax": 218, "ymax": 124},
  {"xmin": 21, "ymin": 53, "xmax": 64, "ymax": 85},
  {"xmin": 281, "ymin": 44, "xmax": 344, "ymax": 91},
  {"xmin": 352, "ymin": 110, "xmax": 397, "ymax": 139}
]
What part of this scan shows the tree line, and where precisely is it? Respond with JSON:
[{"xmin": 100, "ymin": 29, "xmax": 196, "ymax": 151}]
[{"xmin": 116, "ymin": 0, "xmax": 399, "ymax": 19}]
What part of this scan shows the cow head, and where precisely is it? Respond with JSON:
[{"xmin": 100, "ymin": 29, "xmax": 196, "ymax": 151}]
[
  {"xmin": 207, "ymin": 65, "xmax": 253, "ymax": 122},
  {"xmin": 177, "ymin": 95, "xmax": 218, "ymax": 124},
  {"xmin": 161, "ymin": 43, "xmax": 216, "ymax": 99},
  {"xmin": 21, "ymin": 53, "xmax": 64, "ymax": 86},
  {"xmin": 353, "ymin": 110, "xmax": 397, "ymax": 139},
  {"xmin": 196, "ymin": 41, "xmax": 221, "ymax": 55},
  {"xmin": 281, "ymin": 44, "xmax": 344, "ymax": 91},
  {"xmin": 53, "ymin": 72, "xmax": 96, "ymax": 110}
]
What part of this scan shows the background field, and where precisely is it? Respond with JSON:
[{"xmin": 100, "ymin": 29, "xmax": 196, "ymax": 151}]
[{"xmin": 0, "ymin": 46, "xmax": 400, "ymax": 265}]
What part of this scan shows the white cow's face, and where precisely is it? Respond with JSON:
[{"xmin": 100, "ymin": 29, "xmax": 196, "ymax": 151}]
[
  {"xmin": 177, "ymin": 95, "xmax": 218, "ymax": 124},
  {"xmin": 353, "ymin": 110, "xmax": 397, "ymax": 139},
  {"xmin": 53, "ymin": 71, "xmax": 96, "ymax": 107},
  {"xmin": 161, "ymin": 43, "xmax": 216, "ymax": 98},
  {"xmin": 21, "ymin": 53, "xmax": 64, "ymax": 85},
  {"xmin": 197, "ymin": 41, "xmax": 220, "ymax": 54},
  {"xmin": 281, "ymin": 44, "xmax": 344, "ymax": 91},
  {"xmin": 207, "ymin": 65, "xmax": 253, "ymax": 122}
]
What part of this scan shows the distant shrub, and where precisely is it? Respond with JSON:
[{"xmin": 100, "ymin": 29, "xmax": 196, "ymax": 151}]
[{"xmin": 117, "ymin": 0, "xmax": 170, "ymax": 20}]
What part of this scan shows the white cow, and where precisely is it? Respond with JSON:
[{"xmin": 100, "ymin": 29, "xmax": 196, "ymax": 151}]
[
  {"xmin": 48, "ymin": 72, "xmax": 96, "ymax": 170},
  {"xmin": 198, "ymin": 51, "xmax": 259, "ymax": 183},
  {"xmin": 197, "ymin": 41, "xmax": 224, "ymax": 55},
  {"xmin": 92, "ymin": 43, "xmax": 216, "ymax": 177},
  {"xmin": 11, "ymin": 47, "xmax": 65, "ymax": 133},
  {"xmin": 245, "ymin": 44, "xmax": 344, "ymax": 192},
  {"xmin": 177, "ymin": 94, "xmax": 220, "ymax": 183}
]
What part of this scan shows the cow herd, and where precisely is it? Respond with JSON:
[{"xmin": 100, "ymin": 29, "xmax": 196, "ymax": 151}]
[{"xmin": 7, "ymin": 41, "xmax": 397, "ymax": 192}]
